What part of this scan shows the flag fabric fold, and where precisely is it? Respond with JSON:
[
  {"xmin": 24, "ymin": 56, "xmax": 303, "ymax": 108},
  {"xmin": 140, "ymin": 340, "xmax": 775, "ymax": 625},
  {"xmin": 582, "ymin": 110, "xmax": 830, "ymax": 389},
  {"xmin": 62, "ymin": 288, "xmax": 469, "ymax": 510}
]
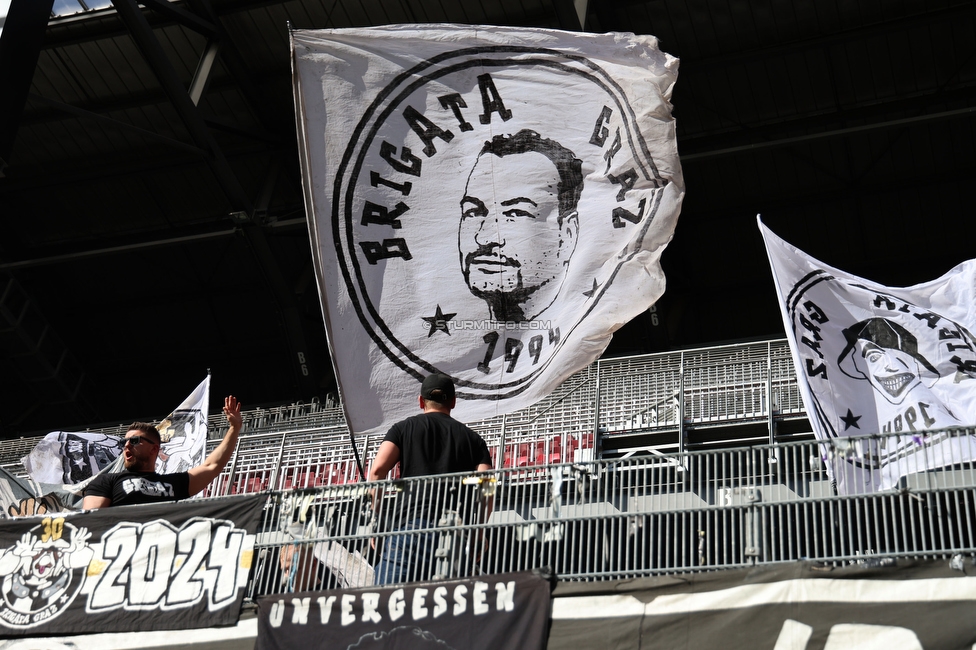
[
  {"xmin": 21, "ymin": 431, "xmax": 122, "ymax": 487},
  {"xmin": 155, "ymin": 374, "xmax": 211, "ymax": 475},
  {"xmin": 293, "ymin": 24, "xmax": 684, "ymax": 435},
  {"xmin": 759, "ymin": 218, "xmax": 976, "ymax": 493},
  {"xmin": 23, "ymin": 376, "xmax": 211, "ymax": 497}
]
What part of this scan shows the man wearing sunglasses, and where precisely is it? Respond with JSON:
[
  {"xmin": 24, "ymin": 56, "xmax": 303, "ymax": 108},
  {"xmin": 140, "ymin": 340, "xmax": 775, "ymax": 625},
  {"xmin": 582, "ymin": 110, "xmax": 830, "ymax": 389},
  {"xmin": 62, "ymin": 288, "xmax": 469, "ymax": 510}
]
[{"xmin": 81, "ymin": 395, "xmax": 243, "ymax": 508}]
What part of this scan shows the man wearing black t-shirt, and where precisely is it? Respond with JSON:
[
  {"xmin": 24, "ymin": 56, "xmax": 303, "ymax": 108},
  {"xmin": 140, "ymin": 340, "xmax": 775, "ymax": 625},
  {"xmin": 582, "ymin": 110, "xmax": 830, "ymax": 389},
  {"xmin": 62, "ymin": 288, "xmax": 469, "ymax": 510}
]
[
  {"xmin": 82, "ymin": 395, "xmax": 243, "ymax": 508},
  {"xmin": 368, "ymin": 374, "xmax": 492, "ymax": 585}
]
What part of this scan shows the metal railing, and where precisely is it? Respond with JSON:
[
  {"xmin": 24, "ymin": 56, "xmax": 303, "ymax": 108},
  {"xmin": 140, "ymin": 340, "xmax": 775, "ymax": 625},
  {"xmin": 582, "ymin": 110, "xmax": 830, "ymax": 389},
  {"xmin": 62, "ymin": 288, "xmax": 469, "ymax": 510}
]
[
  {"xmin": 1, "ymin": 339, "xmax": 808, "ymax": 483},
  {"xmin": 246, "ymin": 427, "xmax": 976, "ymax": 598},
  {"xmin": 202, "ymin": 339, "xmax": 807, "ymax": 495}
]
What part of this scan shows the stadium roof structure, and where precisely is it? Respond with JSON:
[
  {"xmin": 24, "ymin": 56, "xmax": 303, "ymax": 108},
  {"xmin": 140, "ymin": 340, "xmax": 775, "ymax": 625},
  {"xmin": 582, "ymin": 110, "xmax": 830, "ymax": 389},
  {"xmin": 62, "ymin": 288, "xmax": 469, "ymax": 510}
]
[{"xmin": 1, "ymin": 0, "xmax": 974, "ymax": 437}]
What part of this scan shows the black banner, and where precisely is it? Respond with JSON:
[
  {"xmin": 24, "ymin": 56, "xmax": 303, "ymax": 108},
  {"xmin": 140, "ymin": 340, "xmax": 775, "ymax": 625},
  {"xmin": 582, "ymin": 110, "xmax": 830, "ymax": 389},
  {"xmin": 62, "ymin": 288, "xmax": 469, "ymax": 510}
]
[
  {"xmin": 549, "ymin": 559, "xmax": 976, "ymax": 649},
  {"xmin": 256, "ymin": 570, "xmax": 551, "ymax": 650},
  {"xmin": 0, "ymin": 494, "xmax": 263, "ymax": 637}
]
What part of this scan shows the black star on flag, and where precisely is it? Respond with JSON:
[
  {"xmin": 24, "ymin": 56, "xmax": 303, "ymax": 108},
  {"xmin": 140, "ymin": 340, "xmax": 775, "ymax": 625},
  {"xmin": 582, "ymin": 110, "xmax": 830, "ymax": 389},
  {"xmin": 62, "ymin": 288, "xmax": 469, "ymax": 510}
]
[
  {"xmin": 954, "ymin": 370, "xmax": 975, "ymax": 384},
  {"xmin": 841, "ymin": 408, "xmax": 862, "ymax": 430},
  {"xmin": 583, "ymin": 278, "xmax": 601, "ymax": 298},
  {"xmin": 422, "ymin": 305, "xmax": 456, "ymax": 337}
]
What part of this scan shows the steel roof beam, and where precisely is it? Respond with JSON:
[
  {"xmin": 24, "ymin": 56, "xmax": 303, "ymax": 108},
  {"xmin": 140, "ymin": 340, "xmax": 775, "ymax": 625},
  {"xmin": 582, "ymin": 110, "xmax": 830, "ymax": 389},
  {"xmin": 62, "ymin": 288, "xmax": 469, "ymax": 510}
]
[
  {"xmin": 140, "ymin": 0, "xmax": 217, "ymax": 37},
  {"xmin": 241, "ymin": 222, "xmax": 321, "ymax": 399},
  {"xmin": 552, "ymin": 0, "xmax": 585, "ymax": 30},
  {"xmin": 681, "ymin": 106, "xmax": 976, "ymax": 162},
  {"xmin": 28, "ymin": 93, "xmax": 208, "ymax": 157},
  {"xmin": 684, "ymin": 164, "xmax": 976, "ymax": 224},
  {"xmin": 20, "ymin": 72, "xmax": 283, "ymax": 134},
  {"xmin": 111, "ymin": 0, "xmax": 253, "ymax": 214},
  {"xmin": 684, "ymin": 2, "xmax": 976, "ymax": 73},
  {"xmin": 0, "ymin": 217, "xmax": 306, "ymax": 270},
  {"xmin": 0, "ymin": 142, "xmax": 288, "ymax": 193},
  {"xmin": 189, "ymin": 39, "xmax": 221, "ymax": 106},
  {"xmin": 0, "ymin": 229, "xmax": 237, "ymax": 271},
  {"xmin": 678, "ymin": 83, "xmax": 976, "ymax": 149},
  {"xmin": 183, "ymin": 0, "xmax": 318, "ymax": 404},
  {"xmin": 184, "ymin": 0, "xmax": 283, "ymax": 133}
]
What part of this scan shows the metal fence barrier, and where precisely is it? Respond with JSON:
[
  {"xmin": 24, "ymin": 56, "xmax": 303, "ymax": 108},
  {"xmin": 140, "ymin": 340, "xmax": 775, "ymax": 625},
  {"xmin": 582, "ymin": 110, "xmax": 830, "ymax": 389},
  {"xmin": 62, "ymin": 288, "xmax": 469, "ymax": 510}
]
[
  {"xmin": 202, "ymin": 340, "xmax": 805, "ymax": 496},
  {"xmin": 246, "ymin": 427, "xmax": 976, "ymax": 599},
  {"xmin": 0, "ymin": 339, "xmax": 808, "ymax": 484}
]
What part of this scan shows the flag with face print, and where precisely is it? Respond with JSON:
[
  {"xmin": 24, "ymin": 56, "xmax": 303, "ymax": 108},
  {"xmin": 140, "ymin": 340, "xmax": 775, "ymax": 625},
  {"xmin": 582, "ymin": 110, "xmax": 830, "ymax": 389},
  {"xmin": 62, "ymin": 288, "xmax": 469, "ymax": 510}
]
[
  {"xmin": 760, "ymin": 219, "xmax": 976, "ymax": 494},
  {"xmin": 292, "ymin": 24, "xmax": 684, "ymax": 435}
]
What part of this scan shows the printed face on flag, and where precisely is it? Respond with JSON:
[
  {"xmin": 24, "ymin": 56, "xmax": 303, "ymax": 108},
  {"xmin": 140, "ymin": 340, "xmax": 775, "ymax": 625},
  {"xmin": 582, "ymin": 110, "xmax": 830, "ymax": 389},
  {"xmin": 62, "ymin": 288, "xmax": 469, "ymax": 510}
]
[
  {"xmin": 840, "ymin": 319, "xmax": 930, "ymax": 404},
  {"xmin": 760, "ymin": 221, "xmax": 976, "ymax": 492},
  {"xmin": 459, "ymin": 142, "xmax": 580, "ymax": 324},
  {"xmin": 341, "ymin": 59, "xmax": 663, "ymax": 388},
  {"xmin": 156, "ymin": 377, "xmax": 210, "ymax": 475},
  {"xmin": 295, "ymin": 26, "xmax": 683, "ymax": 432},
  {"xmin": 789, "ymin": 278, "xmax": 972, "ymax": 439}
]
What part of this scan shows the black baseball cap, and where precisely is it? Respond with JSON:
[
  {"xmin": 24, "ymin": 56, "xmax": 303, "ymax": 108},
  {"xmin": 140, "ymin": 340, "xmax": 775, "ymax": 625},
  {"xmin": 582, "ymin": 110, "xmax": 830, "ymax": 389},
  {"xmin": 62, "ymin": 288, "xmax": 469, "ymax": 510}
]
[{"xmin": 421, "ymin": 373, "xmax": 456, "ymax": 402}]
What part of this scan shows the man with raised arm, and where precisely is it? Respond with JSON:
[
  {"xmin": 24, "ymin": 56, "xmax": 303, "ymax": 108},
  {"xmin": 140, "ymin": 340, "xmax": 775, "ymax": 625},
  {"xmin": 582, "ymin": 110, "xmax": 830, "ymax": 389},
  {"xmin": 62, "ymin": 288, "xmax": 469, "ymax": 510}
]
[{"xmin": 82, "ymin": 395, "xmax": 243, "ymax": 508}]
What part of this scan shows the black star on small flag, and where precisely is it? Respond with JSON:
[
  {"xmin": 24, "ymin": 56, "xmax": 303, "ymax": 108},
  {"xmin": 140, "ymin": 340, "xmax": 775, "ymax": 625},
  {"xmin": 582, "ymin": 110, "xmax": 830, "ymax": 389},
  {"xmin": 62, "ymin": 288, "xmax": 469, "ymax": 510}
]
[
  {"xmin": 841, "ymin": 408, "xmax": 862, "ymax": 430},
  {"xmin": 583, "ymin": 278, "xmax": 601, "ymax": 298},
  {"xmin": 422, "ymin": 305, "xmax": 456, "ymax": 337}
]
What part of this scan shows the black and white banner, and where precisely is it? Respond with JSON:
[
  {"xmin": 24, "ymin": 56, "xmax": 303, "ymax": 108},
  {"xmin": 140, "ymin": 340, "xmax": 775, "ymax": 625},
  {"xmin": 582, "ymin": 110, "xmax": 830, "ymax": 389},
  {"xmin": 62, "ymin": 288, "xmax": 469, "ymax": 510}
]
[
  {"xmin": 292, "ymin": 25, "xmax": 684, "ymax": 435},
  {"xmin": 760, "ymin": 219, "xmax": 976, "ymax": 494},
  {"xmin": 22, "ymin": 376, "xmax": 211, "ymax": 495},
  {"xmin": 256, "ymin": 570, "xmax": 551, "ymax": 650},
  {"xmin": 0, "ymin": 494, "xmax": 261, "ymax": 636},
  {"xmin": 20, "ymin": 431, "xmax": 123, "ymax": 487},
  {"xmin": 550, "ymin": 559, "xmax": 976, "ymax": 649},
  {"xmin": 154, "ymin": 375, "xmax": 212, "ymax": 476}
]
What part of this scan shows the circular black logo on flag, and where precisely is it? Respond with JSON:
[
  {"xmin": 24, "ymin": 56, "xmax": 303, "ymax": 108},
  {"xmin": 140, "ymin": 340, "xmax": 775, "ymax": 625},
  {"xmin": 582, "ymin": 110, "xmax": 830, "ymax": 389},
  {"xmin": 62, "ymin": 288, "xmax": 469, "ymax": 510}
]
[
  {"xmin": 332, "ymin": 46, "xmax": 674, "ymax": 400},
  {"xmin": 0, "ymin": 519, "xmax": 93, "ymax": 629}
]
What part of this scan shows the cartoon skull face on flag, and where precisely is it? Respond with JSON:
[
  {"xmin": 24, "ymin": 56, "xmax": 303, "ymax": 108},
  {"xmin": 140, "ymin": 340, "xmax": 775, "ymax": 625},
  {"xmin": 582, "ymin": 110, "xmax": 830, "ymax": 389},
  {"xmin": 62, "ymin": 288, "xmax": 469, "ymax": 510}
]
[
  {"xmin": 761, "ymin": 220, "xmax": 976, "ymax": 493},
  {"xmin": 294, "ymin": 25, "xmax": 683, "ymax": 434}
]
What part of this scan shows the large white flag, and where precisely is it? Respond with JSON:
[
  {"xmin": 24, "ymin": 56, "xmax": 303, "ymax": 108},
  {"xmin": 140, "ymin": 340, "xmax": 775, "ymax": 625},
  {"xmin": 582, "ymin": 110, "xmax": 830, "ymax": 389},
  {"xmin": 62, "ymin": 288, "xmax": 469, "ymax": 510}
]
[
  {"xmin": 24, "ymin": 376, "xmax": 211, "ymax": 494},
  {"xmin": 155, "ymin": 374, "xmax": 211, "ymax": 475},
  {"xmin": 760, "ymin": 219, "xmax": 976, "ymax": 493},
  {"xmin": 293, "ymin": 24, "xmax": 684, "ymax": 435}
]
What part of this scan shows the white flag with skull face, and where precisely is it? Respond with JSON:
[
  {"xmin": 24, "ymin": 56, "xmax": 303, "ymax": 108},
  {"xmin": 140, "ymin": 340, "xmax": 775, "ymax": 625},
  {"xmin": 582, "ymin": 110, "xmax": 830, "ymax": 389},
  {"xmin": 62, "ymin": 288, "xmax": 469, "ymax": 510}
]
[
  {"xmin": 760, "ymin": 219, "xmax": 976, "ymax": 494},
  {"xmin": 293, "ymin": 25, "xmax": 684, "ymax": 435}
]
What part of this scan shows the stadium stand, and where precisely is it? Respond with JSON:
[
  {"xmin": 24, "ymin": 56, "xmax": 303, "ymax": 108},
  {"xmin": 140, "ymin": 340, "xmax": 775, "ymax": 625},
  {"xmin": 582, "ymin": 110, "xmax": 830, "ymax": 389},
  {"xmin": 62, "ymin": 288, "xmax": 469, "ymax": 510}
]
[
  {"xmin": 0, "ymin": 338, "xmax": 810, "ymax": 491},
  {"xmin": 5, "ymin": 336, "xmax": 976, "ymax": 597},
  {"xmin": 245, "ymin": 427, "xmax": 976, "ymax": 593},
  {"xmin": 194, "ymin": 339, "xmax": 810, "ymax": 496}
]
